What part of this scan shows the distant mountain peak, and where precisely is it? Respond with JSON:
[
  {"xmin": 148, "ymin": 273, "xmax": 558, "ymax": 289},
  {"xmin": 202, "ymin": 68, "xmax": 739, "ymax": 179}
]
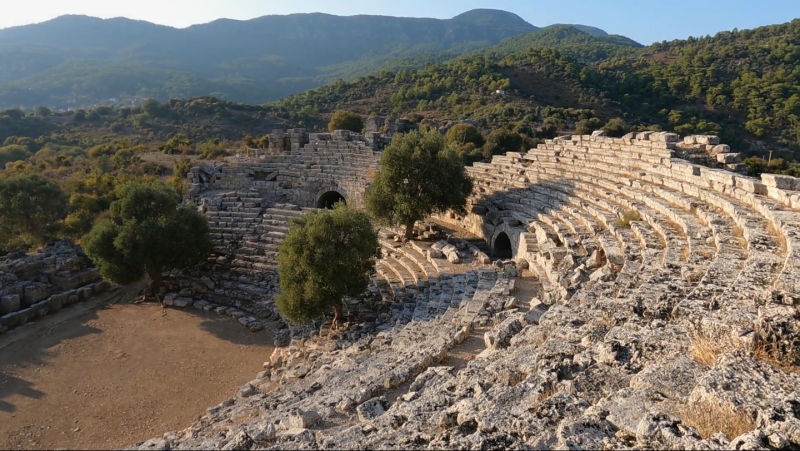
[
  {"xmin": 451, "ymin": 9, "xmax": 537, "ymax": 28},
  {"xmin": 547, "ymin": 23, "xmax": 609, "ymax": 37}
]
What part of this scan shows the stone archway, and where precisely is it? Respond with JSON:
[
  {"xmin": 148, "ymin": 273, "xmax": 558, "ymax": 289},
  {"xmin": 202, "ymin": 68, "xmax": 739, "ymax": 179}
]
[
  {"xmin": 316, "ymin": 190, "xmax": 346, "ymax": 209},
  {"xmin": 493, "ymin": 232, "xmax": 513, "ymax": 259}
]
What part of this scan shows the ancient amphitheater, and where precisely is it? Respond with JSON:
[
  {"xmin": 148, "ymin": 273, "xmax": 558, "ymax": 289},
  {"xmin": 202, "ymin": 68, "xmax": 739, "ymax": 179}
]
[{"xmin": 3, "ymin": 128, "xmax": 799, "ymax": 449}]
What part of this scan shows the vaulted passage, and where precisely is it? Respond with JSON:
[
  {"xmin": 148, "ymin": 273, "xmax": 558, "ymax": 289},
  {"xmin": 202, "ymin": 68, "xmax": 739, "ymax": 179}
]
[
  {"xmin": 493, "ymin": 232, "xmax": 512, "ymax": 259},
  {"xmin": 316, "ymin": 191, "xmax": 346, "ymax": 209}
]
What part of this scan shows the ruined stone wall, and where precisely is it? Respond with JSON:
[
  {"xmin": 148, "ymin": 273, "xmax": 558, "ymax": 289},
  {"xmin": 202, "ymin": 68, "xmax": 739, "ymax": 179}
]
[
  {"xmin": 188, "ymin": 128, "xmax": 384, "ymax": 208},
  {"xmin": 0, "ymin": 241, "xmax": 108, "ymax": 334}
]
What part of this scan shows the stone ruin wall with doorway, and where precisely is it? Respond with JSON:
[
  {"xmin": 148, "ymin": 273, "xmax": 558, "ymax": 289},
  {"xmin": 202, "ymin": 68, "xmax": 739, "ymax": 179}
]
[
  {"xmin": 188, "ymin": 128, "xmax": 386, "ymax": 209},
  {"xmin": 131, "ymin": 127, "xmax": 800, "ymax": 450},
  {"xmin": 149, "ymin": 129, "xmax": 389, "ymax": 337}
]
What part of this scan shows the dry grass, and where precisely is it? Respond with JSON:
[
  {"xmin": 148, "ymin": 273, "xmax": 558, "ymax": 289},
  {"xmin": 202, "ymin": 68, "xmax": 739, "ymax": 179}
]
[
  {"xmin": 616, "ymin": 209, "xmax": 642, "ymax": 228},
  {"xmin": 753, "ymin": 343, "xmax": 800, "ymax": 373},
  {"xmin": 689, "ymin": 334, "xmax": 724, "ymax": 366},
  {"xmin": 765, "ymin": 221, "xmax": 788, "ymax": 258},
  {"xmin": 680, "ymin": 402, "xmax": 756, "ymax": 439},
  {"xmin": 535, "ymin": 385, "xmax": 560, "ymax": 404}
]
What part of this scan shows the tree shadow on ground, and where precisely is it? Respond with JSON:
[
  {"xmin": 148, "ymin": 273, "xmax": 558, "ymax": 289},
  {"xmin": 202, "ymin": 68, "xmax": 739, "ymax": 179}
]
[{"xmin": 0, "ymin": 294, "xmax": 110, "ymax": 414}]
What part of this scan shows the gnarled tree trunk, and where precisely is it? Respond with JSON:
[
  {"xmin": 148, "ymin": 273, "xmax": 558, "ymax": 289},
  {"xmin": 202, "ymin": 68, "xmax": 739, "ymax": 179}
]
[
  {"xmin": 404, "ymin": 222, "xmax": 414, "ymax": 241},
  {"xmin": 332, "ymin": 299, "xmax": 344, "ymax": 330},
  {"xmin": 145, "ymin": 271, "xmax": 164, "ymax": 302}
]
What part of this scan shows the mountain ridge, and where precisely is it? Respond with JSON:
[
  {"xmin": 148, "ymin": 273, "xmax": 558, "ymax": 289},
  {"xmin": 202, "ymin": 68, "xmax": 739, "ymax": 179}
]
[{"xmin": 0, "ymin": 10, "xmax": 639, "ymax": 109}]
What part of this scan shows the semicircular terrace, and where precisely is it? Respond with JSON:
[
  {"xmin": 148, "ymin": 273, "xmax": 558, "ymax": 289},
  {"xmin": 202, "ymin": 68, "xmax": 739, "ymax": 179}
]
[{"xmin": 131, "ymin": 130, "xmax": 800, "ymax": 451}]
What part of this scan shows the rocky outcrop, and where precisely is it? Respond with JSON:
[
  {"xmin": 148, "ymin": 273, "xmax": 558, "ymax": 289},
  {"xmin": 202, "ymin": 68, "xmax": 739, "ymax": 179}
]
[{"xmin": 0, "ymin": 241, "xmax": 107, "ymax": 334}]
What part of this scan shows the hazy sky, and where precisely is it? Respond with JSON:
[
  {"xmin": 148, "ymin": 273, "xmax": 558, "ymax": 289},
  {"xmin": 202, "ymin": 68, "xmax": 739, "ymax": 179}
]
[{"xmin": 1, "ymin": 0, "xmax": 798, "ymax": 44}]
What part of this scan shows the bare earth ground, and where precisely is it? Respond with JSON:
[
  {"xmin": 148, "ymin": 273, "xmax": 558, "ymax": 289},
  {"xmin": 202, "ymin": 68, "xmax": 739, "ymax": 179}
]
[{"xmin": 0, "ymin": 286, "xmax": 274, "ymax": 450}]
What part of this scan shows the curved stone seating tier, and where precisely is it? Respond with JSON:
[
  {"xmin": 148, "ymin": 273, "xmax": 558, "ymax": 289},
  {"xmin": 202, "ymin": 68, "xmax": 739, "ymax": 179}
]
[{"xmin": 519, "ymin": 148, "xmax": 787, "ymax": 312}]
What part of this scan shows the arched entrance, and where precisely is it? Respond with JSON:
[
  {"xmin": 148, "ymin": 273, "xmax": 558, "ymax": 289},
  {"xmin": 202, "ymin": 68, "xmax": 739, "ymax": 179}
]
[
  {"xmin": 493, "ymin": 232, "xmax": 513, "ymax": 259},
  {"xmin": 316, "ymin": 191, "xmax": 346, "ymax": 209}
]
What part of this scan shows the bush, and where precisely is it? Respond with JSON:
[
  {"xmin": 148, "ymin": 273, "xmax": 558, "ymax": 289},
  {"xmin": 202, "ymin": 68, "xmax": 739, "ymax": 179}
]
[
  {"xmin": 276, "ymin": 203, "xmax": 380, "ymax": 326},
  {"xmin": 328, "ymin": 111, "xmax": 364, "ymax": 133},
  {"xmin": 486, "ymin": 128, "xmax": 523, "ymax": 154},
  {"xmin": 603, "ymin": 118, "xmax": 630, "ymax": 137},
  {"xmin": 0, "ymin": 174, "xmax": 68, "ymax": 250},
  {"xmin": 445, "ymin": 124, "xmax": 485, "ymax": 148}
]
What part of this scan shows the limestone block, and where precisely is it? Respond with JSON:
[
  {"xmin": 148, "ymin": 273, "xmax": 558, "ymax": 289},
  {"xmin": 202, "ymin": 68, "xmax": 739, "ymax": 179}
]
[
  {"xmin": 426, "ymin": 249, "xmax": 444, "ymax": 260},
  {"xmin": 762, "ymin": 173, "xmax": 799, "ymax": 191},
  {"xmin": 647, "ymin": 131, "xmax": 677, "ymax": 142},
  {"xmin": 173, "ymin": 297, "xmax": 193, "ymax": 308},
  {"xmin": 0, "ymin": 294, "xmax": 20, "ymax": 314},
  {"xmin": 47, "ymin": 294, "xmax": 62, "ymax": 313},
  {"xmin": 285, "ymin": 409, "xmax": 321, "ymax": 429},
  {"xmin": 162, "ymin": 293, "xmax": 178, "ymax": 306},
  {"xmin": 694, "ymin": 135, "xmax": 720, "ymax": 145},
  {"xmin": 734, "ymin": 176, "xmax": 768, "ymax": 195},
  {"xmin": 22, "ymin": 283, "xmax": 48, "ymax": 306},
  {"xmin": 716, "ymin": 152, "xmax": 741, "ymax": 163}
]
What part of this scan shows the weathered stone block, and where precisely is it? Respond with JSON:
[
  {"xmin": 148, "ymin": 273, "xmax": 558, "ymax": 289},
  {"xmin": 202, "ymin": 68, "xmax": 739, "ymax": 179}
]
[
  {"xmin": 0, "ymin": 294, "xmax": 20, "ymax": 314},
  {"xmin": 22, "ymin": 283, "xmax": 48, "ymax": 306},
  {"xmin": 716, "ymin": 152, "xmax": 741, "ymax": 163},
  {"xmin": 761, "ymin": 173, "xmax": 799, "ymax": 191}
]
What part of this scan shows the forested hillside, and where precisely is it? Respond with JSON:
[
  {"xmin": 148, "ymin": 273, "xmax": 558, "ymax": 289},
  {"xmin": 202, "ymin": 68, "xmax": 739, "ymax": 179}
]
[{"xmin": 269, "ymin": 19, "xmax": 800, "ymax": 159}]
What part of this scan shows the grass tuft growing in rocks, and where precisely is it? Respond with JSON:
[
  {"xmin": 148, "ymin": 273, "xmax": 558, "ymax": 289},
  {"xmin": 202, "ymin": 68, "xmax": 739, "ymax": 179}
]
[
  {"xmin": 753, "ymin": 343, "xmax": 800, "ymax": 373},
  {"xmin": 616, "ymin": 209, "xmax": 641, "ymax": 228},
  {"xmin": 688, "ymin": 335, "xmax": 723, "ymax": 366},
  {"xmin": 680, "ymin": 402, "xmax": 756, "ymax": 440}
]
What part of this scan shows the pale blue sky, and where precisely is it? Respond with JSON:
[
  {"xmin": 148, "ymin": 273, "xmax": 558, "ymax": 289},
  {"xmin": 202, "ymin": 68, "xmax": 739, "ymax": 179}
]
[{"xmin": 1, "ymin": 0, "xmax": 798, "ymax": 44}]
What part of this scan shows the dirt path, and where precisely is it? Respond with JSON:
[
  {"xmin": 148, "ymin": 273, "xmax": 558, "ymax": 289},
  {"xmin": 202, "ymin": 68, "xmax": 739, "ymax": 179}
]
[{"xmin": 0, "ymin": 287, "xmax": 274, "ymax": 450}]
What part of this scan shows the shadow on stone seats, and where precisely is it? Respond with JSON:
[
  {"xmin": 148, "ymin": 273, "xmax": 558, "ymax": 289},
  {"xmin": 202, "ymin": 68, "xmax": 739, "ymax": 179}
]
[
  {"xmin": 469, "ymin": 175, "xmax": 577, "ymax": 250},
  {"xmin": 316, "ymin": 191, "xmax": 346, "ymax": 209}
]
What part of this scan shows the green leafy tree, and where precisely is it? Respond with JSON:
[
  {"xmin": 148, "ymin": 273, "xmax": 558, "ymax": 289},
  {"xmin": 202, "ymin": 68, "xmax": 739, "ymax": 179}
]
[
  {"xmin": 0, "ymin": 174, "xmax": 68, "ymax": 251},
  {"xmin": 142, "ymin": 99, "xmax": 162, "ymax": 118},
  {"xmin": 365, "ymin": 130, "xmax": 473, "ymax": 239},
  {"xmin": 602, "ymin": 118, "xmax": 630, "ymax": 137},
  {"xmin": 486, "ymin": 128, "xmax": 524, "ymax": 153},
  {"xmin": 328, "ymin": 111, "xmax": 364, "ymax": 133},
  {"xmin": 445, "ymin": 123, "xmax": 485, "ymax": 147},
  {"xmin": 276, "ymin": 203, "xmax": 380, "ymax": 326},
  {"xmin": 82, "ymin": 181, "xmax": 211, "ymax": 298},
  {"xmin": 0, "ymin": 144, "xmax": 31, "ymax": 167}
]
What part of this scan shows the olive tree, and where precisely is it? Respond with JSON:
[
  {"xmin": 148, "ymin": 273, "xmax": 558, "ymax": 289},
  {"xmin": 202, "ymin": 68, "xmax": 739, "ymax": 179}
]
[
  {"xmin": 365, "ymin": 130, "xmax": 473, "ymax": 240},
  {"xmin": 82, "ymin": 181, "xmax": 211, "ymax": 299},
  {"xmin": 0, "ymin": 174, "xmax": 68, "ymax": 251},
  {"xmin": 276, "ymin": 203, "xmax": 380, "ymax": 327}
]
